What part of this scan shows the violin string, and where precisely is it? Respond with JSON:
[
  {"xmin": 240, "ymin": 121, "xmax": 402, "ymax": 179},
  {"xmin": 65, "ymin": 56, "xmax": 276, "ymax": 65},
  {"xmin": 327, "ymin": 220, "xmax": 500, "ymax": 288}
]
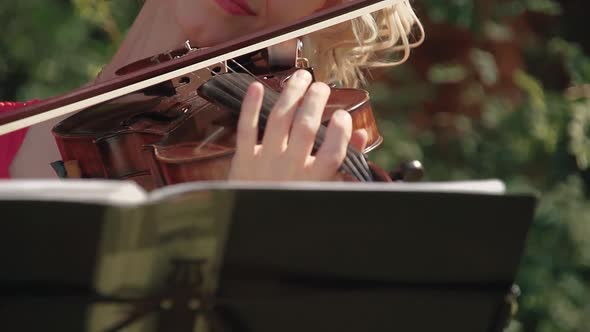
[
  {"xmin": 212, "ymin": 73, "xmax": 371, "ymax": 181},
  {"xmin": 193, "ymin": 126, "xmax": 228, "ymax": 152},
  {"xmin": 200, "ymin": 64, "xmax": 274, "ymax": 114},
  {"xmin": 220, "ymin": 73, "xmax": 371, "ymax": 181},
  {"xmin": 206, "ymin": 73, "xmax": 372, "ymax": 181},
  {"xmin": 195, "ymin": 59, "xmax": 373, "ymax": 181},
  {"xmin": 222, "ymin": 65, "xmax": 280, "ymax": 114},
  {"xmin": 222, "ymin": 63, "xmax": 285, "ymax": 121},
  {"xmin": 221, "ymin": 74, "xmax": 363, "ymax": 179},
  {"xmin": 358, "ymin": 148, "xmax": 370, "ymax": 173},
  {"xmin": 195, "ymin": 61, "xmax": 269, "ymax": 92},
  {"xmin": 138, "ymin": 66, "xmax": 250, "ymax": 157},
  {"xmin": 175, "ymin": 67, "xmax": 248, "ymax": 152},
  {"xmin": 229, "ymin": 59, "xmax": 276, "ymax": 91},
  {"xmin": 187, "ymin": 66, "xmax": 262, "ymax": 149},
  {"xmin": 167, "ymin": 71, "xmax": 230, "ymax": 152}
]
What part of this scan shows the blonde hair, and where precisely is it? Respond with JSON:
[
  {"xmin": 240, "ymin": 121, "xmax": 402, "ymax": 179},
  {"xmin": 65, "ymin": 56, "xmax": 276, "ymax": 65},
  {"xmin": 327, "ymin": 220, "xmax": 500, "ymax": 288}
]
[{"xmin": 302, "ymin": 0, "xmax": 424, "ymax": 87}]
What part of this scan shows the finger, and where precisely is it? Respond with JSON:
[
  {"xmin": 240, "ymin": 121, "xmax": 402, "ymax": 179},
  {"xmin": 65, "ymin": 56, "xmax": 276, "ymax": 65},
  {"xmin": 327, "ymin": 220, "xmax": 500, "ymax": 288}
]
[
  {"xmin": 350, "ymin": 128, "xmax": 368, "ymax": 152},
  {"xmin": 332, "ymin": 171, "xmax": 357, "ymax": 182},
  {"xmin": 311, "ymin": 110, "xmax": 353, "ymax": 180},
  {"xmin": 286, "ymin": 82, "xmax": 331, "ymax": 164},
  {"xmin": 235, "ymin": 82, "xmax": 264, "ymax": 157},
  {"xmin": 261, "ymin": 70, "xmax": 313, "ymax": 153}
]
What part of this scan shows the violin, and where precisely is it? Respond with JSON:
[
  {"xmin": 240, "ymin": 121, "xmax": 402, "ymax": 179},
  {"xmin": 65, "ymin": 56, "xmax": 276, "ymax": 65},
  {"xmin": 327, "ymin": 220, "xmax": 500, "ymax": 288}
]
[
  {"xmin": 50, "ymin": 39, "xmax": 388, "ymax": 189},
  {"xmin": 0, "ymin": 0, "xmax": 423, "ymax": 189}
]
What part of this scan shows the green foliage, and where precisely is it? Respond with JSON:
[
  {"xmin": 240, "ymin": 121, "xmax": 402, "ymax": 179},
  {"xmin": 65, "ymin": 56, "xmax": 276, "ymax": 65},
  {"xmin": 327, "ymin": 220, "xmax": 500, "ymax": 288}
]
[
  {"xmin": 368, "ymin": 1, "xmax": 590, "ymax": 331},
  {"xmin": 548, "ymin": 38, "xmax": 590, "ymax": 85},
  {"xmin": 0, "ymin": 0, "xmax": 139, "ymax": 100},
  {"xmin": 568, "ymin": 99, "xmax": 590, "ymax": 170},
  {"xmin": 425, "ymin": 0, "xmax": 477, "ymax": 29},
  {"xmin": 493, "ymin": 0, "xmax": 562, "ymax": 19}
]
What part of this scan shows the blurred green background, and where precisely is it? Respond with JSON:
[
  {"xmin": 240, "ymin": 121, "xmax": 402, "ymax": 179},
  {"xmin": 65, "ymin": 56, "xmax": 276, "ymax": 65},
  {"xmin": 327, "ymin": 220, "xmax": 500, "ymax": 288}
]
[{"xmin": 1, "ymin": 1, "xmax": 589, "ymax": 331}]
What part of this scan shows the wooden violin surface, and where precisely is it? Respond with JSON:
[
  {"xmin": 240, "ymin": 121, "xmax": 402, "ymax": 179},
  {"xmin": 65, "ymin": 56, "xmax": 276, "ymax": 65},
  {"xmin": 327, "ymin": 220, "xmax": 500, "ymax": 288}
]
[{"xmin": 52, "ymin": 68, "xmax": 386, "ymax": 189}]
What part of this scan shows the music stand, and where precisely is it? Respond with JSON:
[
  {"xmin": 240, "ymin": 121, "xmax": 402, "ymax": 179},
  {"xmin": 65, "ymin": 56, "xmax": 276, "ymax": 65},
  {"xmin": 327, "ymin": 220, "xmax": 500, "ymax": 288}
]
[
  {"xmin": 212, "ymin": 189, "xmax": 535, "ymax": 332},
  {"xmin": 0, "ymin": 184, "xmax": 535, "ymax": 332}
]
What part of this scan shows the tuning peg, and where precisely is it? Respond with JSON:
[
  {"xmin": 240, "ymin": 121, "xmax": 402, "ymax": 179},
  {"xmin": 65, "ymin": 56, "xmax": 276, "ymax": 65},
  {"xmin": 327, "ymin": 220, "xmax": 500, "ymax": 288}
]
[{"xmin": 390, "ymin": 160, "xmax": 424, "ymax": 182}]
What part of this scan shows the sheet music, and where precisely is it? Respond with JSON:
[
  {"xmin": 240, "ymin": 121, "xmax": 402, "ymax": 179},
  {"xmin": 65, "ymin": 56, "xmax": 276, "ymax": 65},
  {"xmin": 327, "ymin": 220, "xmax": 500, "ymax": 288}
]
[
  {"xmin": 0, "ymin": 178, "xmax": 505, "ymax": 206},
  {"xmin": 149, "ymin": 179, "xmax": 506, "ymax": 202},
  {"xmin": 0, "ymin": 179, "xmax": 146, "ymax": 205}
]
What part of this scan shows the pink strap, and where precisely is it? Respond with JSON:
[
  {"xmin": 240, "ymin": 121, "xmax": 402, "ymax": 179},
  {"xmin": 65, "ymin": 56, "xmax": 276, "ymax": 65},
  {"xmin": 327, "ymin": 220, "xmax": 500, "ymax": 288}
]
[{"xmin": 0, "ymin": 100, "xmax": 39, "ymax": 178}]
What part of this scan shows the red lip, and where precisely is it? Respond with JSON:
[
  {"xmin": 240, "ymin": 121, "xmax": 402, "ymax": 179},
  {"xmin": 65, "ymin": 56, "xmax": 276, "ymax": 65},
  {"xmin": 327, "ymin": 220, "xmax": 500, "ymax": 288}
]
[{"xmin": 213, "ymin": 0, "xmax": 257, "ymax": 16}]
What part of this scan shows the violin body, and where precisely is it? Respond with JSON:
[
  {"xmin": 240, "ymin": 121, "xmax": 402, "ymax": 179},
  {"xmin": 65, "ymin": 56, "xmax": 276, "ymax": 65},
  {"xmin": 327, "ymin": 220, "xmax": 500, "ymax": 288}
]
[{"xmin": 53, "ymin": 66, "xmax": 385, "ymax": 190}]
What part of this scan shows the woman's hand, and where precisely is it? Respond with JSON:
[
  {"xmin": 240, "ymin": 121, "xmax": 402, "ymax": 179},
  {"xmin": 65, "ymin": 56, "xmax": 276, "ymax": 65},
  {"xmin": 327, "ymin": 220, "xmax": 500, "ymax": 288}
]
[{"xmin": 228, "ymin": 69, "xmax": 368, "ymax": 181}]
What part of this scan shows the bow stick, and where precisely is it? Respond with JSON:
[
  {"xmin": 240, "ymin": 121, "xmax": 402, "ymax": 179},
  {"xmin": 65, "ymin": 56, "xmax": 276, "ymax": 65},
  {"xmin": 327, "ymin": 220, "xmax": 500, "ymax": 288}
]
[{"xmin": 0, "ymin": 0, "xmax": 398, "ymax": 136}]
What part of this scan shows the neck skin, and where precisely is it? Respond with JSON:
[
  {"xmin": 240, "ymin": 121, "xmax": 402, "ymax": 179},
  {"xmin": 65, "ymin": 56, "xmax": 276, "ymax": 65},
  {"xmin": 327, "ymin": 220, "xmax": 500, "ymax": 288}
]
[{"xmin": 97, "ymin": 1, "xmax": 190, "ymax": 82}]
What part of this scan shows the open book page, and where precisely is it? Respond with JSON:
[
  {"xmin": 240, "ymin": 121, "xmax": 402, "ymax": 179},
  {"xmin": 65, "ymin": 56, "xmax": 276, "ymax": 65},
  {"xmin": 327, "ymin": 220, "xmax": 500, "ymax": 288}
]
[
  {"xmin": 0, "ymin": 179, "xmax": 147, "ymax": 205},
  {"xmin": 0, "ymin": 179, "xmax": 505, "ymax": 206},
  {"xmin": 149, "ymin": 179, "xmax": 506, "ymax": 202},
  {"xmin": 1, "ymin": 177, "xmax": 531, "ymax": 332},
  {"xmin": 85, "ymin": 190, "xmax": 222, "ymax": 332}
]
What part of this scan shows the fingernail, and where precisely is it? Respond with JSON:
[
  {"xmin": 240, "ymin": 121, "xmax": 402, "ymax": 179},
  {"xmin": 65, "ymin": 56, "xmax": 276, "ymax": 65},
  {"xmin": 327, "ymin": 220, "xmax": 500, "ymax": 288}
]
[
  {"xmin": 294, "ymin": 69, "xmax": 312, "ymax": 81},
  {"xmin": 334, "ymin": 110, "xmax": 351, "ymax": 120},
  {"xmin": 309, "ymin": 82, "xmax": 331, "ymax": 95}
]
